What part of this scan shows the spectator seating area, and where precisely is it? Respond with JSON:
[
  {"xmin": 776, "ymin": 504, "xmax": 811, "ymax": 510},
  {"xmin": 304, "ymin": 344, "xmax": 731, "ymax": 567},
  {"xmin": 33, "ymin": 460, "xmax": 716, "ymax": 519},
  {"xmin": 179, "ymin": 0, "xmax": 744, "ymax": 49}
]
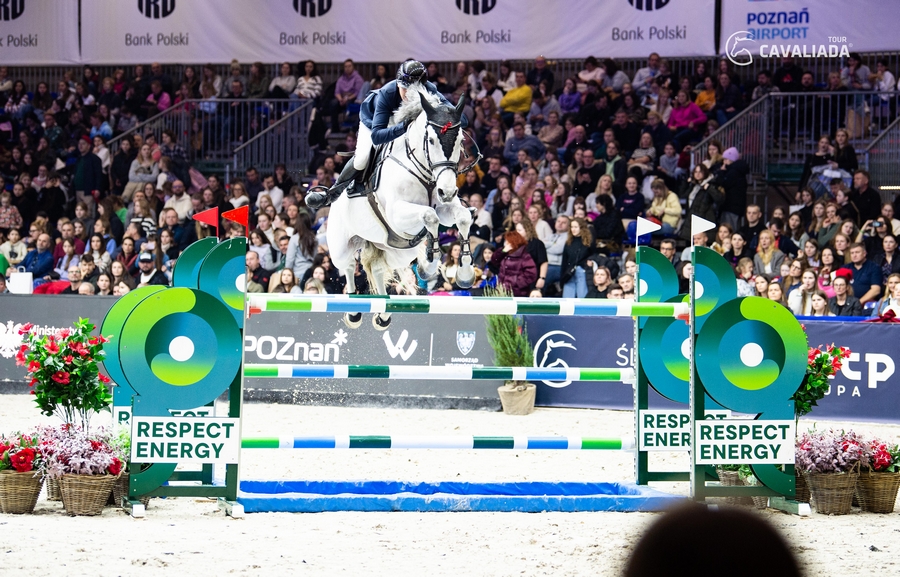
[{"xmin": 1, "ymin": 55, "xmax": 900, "ymax": 321}]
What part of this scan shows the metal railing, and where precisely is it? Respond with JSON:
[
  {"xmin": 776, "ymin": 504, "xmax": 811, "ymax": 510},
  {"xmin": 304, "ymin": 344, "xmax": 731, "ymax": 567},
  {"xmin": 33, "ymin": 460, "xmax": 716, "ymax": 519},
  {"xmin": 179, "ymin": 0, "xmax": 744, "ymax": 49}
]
[
  {"xmin": 691, "ymin": 95, "xmax": 770, "ymax": 188},
  {"xmin": 104, "ymin": 99, "xmax": 303, "ymax": 170},
  {"xmin": 767, "ymin": 91, "xmax": 899, "ymax": 166},
  {"xmin": 231, "ymin": 100, "xmax": 314, "ymax": 182},
  {"xmin": 865, "ymin": 115, "xmax": 900, "ymax": 202}
]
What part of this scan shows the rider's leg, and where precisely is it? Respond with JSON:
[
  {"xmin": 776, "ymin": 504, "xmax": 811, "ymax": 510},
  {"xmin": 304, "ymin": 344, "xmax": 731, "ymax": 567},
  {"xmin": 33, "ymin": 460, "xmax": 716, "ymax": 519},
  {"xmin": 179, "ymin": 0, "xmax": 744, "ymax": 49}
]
[{"xmin": 307, "ymin": 126, "xmax": 373, "ymax": 209}]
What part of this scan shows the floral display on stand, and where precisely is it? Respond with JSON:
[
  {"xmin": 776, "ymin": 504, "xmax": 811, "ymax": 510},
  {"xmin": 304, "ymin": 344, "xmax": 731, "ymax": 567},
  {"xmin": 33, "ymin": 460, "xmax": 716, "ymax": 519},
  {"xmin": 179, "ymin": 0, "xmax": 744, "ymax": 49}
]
[
  {"xmin": 38, "ymin": 425, "xmax": 123, "ymax": 480},
  {"xmin": 15, "ymin": 318, "xmax": 112, "ymax": 431},
  {"xmin": 792, "ymin": 343, "xmax": 852, "ymax": 422},
  {"xmin": 0, "ymin": 431, "xmax": 45, "ymax": 514}
]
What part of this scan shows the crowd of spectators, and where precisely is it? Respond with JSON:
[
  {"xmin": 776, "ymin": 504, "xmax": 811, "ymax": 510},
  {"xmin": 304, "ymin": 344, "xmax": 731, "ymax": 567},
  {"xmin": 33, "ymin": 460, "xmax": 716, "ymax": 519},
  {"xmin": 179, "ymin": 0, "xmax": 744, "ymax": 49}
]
[{"xmin": 2, "ymin": 55, "xmax": 900, "ymax": 320}]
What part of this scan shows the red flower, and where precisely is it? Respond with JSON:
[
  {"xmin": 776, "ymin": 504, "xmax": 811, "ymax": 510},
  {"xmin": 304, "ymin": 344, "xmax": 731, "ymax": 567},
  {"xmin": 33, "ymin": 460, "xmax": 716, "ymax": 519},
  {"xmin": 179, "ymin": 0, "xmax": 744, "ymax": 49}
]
[
  {"xmin": 69, "ymin": 341, "xmax": 89, "ymax": 357},
  {"xmin": 10, "ymin": 448, "xmax": 36, "ymax": 472},
  {"xmin": 99, "ymin": 335, "xmax": 109, "ymax": 344},
  {"xmin": 108, "ymin": 458, "xmax": 123, "ymax": 477},
  {"xmin": 44, "ymin": 340, "xmax": 60, "ymax": 355},
  {"xmin": 51, "ymin": 371, "xmax": 70, "ymax": 385},
  {"xmin": 63, "ymin": 355, "xmax": 74, "ymax": 364},
  {"xmin": 27, "ymin": 360, "xmax": 41, "ymax": 373},
  {"xmin": 88, "ymin": 336, "xmax": 99, "ymax": 346},
  {"xmin": 15, "ymin": 351, "xmax": 26, "ymax": 366},
  {"xmin": 18, "ymin": 322, "xmax": 33, "ymax": 335},
  {"xmin": 840, "ymin": 346, "xmax": 851, "ymax": 359},
  {"xmin": 28, "ymin": 378, "xmax": 38, "ymax": 388},
  {"xmin": 98, "ymin": 374, "xmax": 111, "ymax": 384},
  {"xmin": 0, "ymin": 443, "xmax": 10, "ymax": 457},
  {"xmin": 57, "ymin": 328, "xmax": 70, "ymax": 339}
]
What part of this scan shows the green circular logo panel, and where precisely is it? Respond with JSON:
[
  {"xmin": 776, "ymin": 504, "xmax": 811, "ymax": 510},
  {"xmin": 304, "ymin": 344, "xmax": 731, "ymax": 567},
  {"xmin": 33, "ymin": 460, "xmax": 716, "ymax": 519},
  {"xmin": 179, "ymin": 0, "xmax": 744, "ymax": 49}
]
[
  {"xmin": 695, "ymin": 297, "xmax": 807, "ymax": 417},
  {"xmin": 118, "ymin": 287, "xmax": 241, "ymax": 412},
  {"xmin": 101, "ymin": 286, "xmax": 166, "ymax": 399}
]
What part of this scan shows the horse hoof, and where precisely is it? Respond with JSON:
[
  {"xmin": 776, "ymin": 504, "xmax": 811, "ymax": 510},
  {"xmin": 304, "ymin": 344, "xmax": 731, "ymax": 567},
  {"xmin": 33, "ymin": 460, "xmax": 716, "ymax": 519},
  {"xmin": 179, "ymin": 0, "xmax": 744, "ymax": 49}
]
[
  {"xmin": 343, "ymin": 313, "xmax": 363, "ymax": 329},
  {"xmin": 455, "ymin": 269, "xmax": 475, "ymax": 289},
  {"xmin": 372, "ymin": 315, "xmax": 391, "ymax": 331}
]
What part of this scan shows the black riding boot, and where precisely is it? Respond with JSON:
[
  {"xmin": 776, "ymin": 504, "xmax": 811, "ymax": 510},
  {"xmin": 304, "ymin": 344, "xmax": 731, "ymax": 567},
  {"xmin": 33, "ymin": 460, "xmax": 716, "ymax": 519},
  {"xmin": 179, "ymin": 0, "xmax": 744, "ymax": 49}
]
[{"xmin": 306, "ymin": 158, "xmax": 359, "ymax": 209}]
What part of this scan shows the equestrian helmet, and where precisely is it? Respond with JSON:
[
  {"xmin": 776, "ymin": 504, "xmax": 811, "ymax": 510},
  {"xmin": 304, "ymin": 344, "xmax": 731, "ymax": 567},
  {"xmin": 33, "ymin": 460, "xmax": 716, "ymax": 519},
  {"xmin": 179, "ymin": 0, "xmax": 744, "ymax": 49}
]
[{"xmin": 397, "ymin": 60, "xmax": 426, "ymax": 87}]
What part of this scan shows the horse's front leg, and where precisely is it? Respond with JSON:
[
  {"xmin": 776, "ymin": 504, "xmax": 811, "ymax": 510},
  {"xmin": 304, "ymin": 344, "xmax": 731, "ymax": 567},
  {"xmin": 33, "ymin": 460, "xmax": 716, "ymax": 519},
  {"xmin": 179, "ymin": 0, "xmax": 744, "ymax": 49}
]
[{"xmin": 436, "ymin": 199, "xmax": 475, "ymax": 288}]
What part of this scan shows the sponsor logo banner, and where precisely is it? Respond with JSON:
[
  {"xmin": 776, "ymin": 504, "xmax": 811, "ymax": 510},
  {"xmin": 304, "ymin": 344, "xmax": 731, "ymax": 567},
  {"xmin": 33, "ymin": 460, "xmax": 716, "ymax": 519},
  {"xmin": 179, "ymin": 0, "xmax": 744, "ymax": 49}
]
[{"xmin": 0, "ymin": 0, "xmax": 80, "ymax": 64}]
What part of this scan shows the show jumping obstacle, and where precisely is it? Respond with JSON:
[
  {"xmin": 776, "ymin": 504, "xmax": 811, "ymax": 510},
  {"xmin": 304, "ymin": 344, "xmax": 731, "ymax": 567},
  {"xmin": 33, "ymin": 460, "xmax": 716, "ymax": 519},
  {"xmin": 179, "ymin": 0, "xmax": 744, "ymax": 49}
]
[
  {"xmin": 244, "ymin": 364, "xmax": 635, "ymax": 383},
  {"xmin": 241, "ymin": 436, "xmax": 634, "ymax": 451}
]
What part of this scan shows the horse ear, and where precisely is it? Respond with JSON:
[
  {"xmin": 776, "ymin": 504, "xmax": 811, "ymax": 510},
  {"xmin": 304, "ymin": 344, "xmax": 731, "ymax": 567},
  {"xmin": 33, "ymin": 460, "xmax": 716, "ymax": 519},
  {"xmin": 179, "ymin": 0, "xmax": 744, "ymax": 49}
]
[
  {"xmin": 455, "ymin": 94, "xmax": 466, "ymax": 115},
  {"xmin": 418, "ymin": 92, "xmax": 436, "ymax": 118}
]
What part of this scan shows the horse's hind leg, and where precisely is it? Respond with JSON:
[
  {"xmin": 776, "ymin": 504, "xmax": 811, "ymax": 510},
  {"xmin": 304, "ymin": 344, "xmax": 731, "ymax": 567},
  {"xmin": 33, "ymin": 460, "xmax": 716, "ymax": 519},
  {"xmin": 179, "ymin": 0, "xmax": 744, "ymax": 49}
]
[
  {"xmin": 368, "ymin": 257, "xmax": 393, "ymax": 331},
  {"xmin": 342, "ymin": 260, "xmax": 363, "ymax": 329}
]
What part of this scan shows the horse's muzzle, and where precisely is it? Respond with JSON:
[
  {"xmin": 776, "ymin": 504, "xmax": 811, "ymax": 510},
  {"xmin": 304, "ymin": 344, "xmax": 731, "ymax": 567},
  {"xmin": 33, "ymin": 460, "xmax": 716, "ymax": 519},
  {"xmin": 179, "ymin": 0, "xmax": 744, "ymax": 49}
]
[{"xmin": 437, "ymin": 188, "xmax": 457, "ymax": 203}]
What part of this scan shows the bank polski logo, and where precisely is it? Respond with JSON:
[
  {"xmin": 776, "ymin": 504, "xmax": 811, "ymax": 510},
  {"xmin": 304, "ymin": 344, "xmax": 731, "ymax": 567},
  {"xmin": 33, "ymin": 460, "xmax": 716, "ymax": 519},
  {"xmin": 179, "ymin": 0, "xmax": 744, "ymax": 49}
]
[
  {"xmin": 628, "ymin": 0, "xmax": 670, "ymax": 11},
  {"xmin": 456, "ymin": 0, "xmax": 496, "ymax": 15},
  {"xmin": 138, "ymin": 0, "xmax": 176, "ymax": 19},
  {"xmin": 726, "ymin": 31, "xmax": 756, "ymax": 66},
  {"xmin": 293, "ymin": 0, "xmax": 332, "ymax": 17},
  {"xmin": 456, "ymin": 331, "xmax": 476, "ymax": 356},
  {"xmin": 0, "ymin": 0, "xmax": 24, "ymax": 21},
  {"xmin": 533, "ymin": 330, "xmax": 577, "ymax": 388}
]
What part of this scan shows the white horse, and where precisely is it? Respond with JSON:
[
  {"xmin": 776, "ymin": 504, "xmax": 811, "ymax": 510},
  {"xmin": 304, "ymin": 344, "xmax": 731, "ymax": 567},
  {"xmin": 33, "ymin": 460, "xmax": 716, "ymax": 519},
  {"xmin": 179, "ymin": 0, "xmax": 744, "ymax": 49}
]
[{"xmin": 327, "ymin": 87, "xmax": 475, "ymax": 330}]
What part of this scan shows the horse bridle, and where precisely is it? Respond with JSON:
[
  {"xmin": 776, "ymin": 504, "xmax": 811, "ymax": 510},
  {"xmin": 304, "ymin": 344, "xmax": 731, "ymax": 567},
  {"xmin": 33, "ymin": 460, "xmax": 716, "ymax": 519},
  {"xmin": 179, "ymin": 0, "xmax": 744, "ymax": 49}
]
[{"xmin": 391, "ymin": 118, "xmax": 482, "ymax": 201}]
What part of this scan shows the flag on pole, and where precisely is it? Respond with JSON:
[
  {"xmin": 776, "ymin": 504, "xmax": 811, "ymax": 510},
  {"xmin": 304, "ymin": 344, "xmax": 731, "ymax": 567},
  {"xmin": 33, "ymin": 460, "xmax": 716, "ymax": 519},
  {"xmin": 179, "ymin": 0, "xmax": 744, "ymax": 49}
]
[
  {"xmin": 222, "ymin": 206, "xmax": 249, "ymax": 235},
  {"xmin": 192, "ymin": 207, "xmax": 219, "ymax": 234},
  {"xmin": 690, "ymin": 215, "xmax": 716, "ymax": 240},
  {"xmin": 635, "ymin": 217, "xmax": 662, "ymax": 244}
]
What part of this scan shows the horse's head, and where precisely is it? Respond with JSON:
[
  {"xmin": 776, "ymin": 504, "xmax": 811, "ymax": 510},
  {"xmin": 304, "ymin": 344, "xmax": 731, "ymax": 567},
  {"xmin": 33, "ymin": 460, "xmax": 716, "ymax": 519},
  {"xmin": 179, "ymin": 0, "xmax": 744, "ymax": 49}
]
[{"xmin": 418, "ymin": 93, "xmax": 465, "ymax": 203}]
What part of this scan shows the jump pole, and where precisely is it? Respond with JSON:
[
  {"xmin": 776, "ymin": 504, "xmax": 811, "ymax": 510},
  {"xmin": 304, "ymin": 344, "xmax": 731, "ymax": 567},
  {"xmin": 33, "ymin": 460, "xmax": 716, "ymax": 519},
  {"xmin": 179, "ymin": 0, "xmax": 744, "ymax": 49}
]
[
  {"xmin": 242, "ymin": 436, "xmax": 634, "ymax": 450},
  {"xmin": 247, "ymin": 294, "xmax": 689, "ymax": 319},
  {"xmin": 244, "ymin": 364, "xmax": 635, "ymax": 382}
]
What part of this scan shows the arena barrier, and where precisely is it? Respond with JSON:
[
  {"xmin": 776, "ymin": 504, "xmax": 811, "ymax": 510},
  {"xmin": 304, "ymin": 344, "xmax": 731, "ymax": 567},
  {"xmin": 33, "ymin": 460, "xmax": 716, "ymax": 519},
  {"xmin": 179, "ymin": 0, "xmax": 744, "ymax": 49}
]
[{"xmin": 101, "ymin": 222, "xmax": 808, "ymax": 516}]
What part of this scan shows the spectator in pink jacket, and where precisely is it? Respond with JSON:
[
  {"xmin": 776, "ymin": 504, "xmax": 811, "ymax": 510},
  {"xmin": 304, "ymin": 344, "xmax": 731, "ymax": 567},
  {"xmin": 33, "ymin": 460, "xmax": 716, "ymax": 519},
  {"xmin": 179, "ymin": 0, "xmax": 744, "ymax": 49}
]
[{"xmin": 668, "ymin": 89, "xmax": 707, "ymax": 151}]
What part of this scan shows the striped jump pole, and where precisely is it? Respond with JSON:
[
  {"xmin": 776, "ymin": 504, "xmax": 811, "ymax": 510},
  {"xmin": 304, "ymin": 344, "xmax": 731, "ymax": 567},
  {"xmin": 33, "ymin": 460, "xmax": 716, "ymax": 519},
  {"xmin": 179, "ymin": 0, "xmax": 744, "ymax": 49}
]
[
  {"xmin": 242, "ymin": 435, "xmax": 635, "ymax": 451},
  {"xmin": 247, "ymin": 294, "xmax": 689, "ymax": 319},
  {"xmin": 244, "ymin": 364, "xmax": 636, "ymax": 383}
]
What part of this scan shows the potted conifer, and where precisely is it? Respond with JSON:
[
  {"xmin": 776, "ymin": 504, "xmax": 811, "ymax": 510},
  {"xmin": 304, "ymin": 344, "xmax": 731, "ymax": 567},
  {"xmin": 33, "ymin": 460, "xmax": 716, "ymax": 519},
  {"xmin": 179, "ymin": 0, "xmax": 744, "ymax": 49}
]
[{"xmin": 485, "ymin": 286, "xmax": 535, "ymax": 415}]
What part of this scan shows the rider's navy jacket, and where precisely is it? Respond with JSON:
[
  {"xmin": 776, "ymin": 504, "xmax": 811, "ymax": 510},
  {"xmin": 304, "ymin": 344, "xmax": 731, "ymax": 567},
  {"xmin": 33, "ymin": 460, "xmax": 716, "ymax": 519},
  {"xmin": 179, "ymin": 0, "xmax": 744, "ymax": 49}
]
[{"xmin": 360, "ymin": 79, "xmax": 468, "ymax": 146}]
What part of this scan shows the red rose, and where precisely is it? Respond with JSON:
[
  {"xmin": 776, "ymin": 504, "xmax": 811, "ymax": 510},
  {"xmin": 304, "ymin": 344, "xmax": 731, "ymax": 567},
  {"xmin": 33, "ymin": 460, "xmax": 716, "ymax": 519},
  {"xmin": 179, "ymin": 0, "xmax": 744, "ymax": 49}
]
[
  {"xmin": 44, "ymin": 340, "xmax": 60, "ymax": 355},
  {"xmin": 51, "ymin": 371, "xmax": 70, "ymax": 385},
  {"xmin": 108, "ymin": 458, "xmax": 123, "ymax": 476},
  {"xmin": 98, "ymin": 374, "xmax": 111, "ymax": 384},
  {"xmin": 27, "ymin": 360, "xmax": 41, "ymax": 373},
  {"xmin": 11, "ymin": 448, "xmax": 36, "ymax": 472},
  {"xmin": 18, "ymin": 322, "xmax": 34, "ymax": 335}
]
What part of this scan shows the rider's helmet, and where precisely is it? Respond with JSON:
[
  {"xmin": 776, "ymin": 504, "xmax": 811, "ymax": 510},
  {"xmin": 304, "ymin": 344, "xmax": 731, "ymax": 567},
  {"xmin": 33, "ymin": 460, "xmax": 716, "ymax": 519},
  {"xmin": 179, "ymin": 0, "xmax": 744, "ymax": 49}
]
[{"xmin": 397, "ymin": 60, "xmax": 426, "ymax": 88}]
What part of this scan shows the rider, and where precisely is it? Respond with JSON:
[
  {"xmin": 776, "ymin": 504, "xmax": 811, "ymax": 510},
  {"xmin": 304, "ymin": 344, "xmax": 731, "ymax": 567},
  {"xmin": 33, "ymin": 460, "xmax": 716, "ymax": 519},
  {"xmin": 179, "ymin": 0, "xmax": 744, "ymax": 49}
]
[{"xmin": 306, "ymin": 60, "xmax": 466, "ymax": 209}]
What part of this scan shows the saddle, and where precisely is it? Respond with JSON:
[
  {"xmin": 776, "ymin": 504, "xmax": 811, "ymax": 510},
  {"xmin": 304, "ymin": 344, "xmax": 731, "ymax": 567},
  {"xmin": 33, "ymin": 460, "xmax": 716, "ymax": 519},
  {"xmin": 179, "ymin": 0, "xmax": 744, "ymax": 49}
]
[{"xmin": 345, "ymin": 143, "xmax": 429, "ymax": 250}]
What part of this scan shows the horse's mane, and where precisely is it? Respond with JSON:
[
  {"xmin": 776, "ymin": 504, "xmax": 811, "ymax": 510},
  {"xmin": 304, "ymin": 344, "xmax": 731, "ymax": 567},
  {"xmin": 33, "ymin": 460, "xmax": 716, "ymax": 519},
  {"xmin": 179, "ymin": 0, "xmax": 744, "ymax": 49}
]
[{"xmin": 389, "ymin": 83, "xmax": 441, "ymax": 127}]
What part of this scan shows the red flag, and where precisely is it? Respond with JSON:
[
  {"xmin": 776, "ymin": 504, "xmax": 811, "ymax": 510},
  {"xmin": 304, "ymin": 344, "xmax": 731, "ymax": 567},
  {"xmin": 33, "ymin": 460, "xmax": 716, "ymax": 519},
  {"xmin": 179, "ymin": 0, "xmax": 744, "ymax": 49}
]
[
  {"xmin": 222, "ymin": 205, "xmax": 249, "ymax": 234},
  {"xmin": 192, "ymin": 207, "xmax": 219, "ymax": 231}
]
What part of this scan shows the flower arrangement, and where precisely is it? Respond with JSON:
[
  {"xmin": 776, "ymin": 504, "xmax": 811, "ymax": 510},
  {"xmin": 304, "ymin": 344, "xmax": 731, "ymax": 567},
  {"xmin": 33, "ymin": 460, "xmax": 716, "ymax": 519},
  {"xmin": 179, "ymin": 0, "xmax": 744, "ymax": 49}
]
[
  {"xmin": 0, "ymin": 432, "xmax": 43, "ymax": 474},
  {"xmin": 791, "ymin": 343, "xmax": 851, "ymax": 421},
  {"xmin": 795, "ymin": 429, "xmax": 869, "ymax": 474},
  {"xmin": 37, "ymin": 425, "xmax": 123, "ymax": 479},
  {"xmin": 15, "ymin": 318, "xmax": 112, "ymax": 430},
  {"xmin": 862, "ymin": 440, "xmax": 900, "ymax": 473}
]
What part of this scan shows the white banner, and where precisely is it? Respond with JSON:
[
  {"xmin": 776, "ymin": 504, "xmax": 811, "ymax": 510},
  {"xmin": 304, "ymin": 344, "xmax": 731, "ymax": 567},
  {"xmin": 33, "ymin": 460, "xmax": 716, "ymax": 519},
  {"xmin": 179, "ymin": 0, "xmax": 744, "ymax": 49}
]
[
  {"xmin": 81, "ymin": 0, "xmax": 715, "ymax": 65},
  {"xmin": 694, "ymin": 420, "xmax": 795, "ymax": 465},
  {"xmin": 721, "ymin": 0, "xmax": 900, "ymax": 63},
  {"xmin": 0, "ymin": 0, "xmax": 79, "ymax": 64},
  {"xmin": 131, "ymin": 417, "xmax": 241, "ymax": 464}
]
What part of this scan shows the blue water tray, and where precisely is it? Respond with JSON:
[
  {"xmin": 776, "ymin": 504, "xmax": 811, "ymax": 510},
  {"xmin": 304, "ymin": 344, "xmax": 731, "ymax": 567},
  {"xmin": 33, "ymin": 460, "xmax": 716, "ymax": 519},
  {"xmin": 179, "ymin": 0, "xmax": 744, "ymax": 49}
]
[{"xmin": 238, "ymin": 480, "xmax": 684, "ymax": 513}]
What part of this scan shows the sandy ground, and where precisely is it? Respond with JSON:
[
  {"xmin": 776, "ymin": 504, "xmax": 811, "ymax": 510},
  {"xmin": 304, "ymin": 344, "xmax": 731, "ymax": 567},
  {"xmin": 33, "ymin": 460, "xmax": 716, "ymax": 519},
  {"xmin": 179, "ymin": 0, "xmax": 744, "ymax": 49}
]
[{"xmin": 1, "ymin": 393, "xmax": 899, "ymax": 577}]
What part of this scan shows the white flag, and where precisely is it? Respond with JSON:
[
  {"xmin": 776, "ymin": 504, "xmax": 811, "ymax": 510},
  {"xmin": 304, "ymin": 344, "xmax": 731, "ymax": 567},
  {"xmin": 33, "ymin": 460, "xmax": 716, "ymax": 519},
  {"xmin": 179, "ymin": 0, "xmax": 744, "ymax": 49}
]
[
  {"xmin": 691, "ymin": 215, "xmax": 716, "ymax": 239},
  {"xmin": 636, "ymin": 217, "xmax": 662, "ymax": 243}
]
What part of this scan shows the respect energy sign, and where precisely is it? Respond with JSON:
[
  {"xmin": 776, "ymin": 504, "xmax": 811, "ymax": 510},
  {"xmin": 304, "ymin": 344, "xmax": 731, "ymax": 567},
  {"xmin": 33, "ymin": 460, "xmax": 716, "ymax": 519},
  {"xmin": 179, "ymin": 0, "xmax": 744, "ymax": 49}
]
[
  {"xmin": 694, "ymin": 420, "xmax": 795, "ymax": 465},
  {"xmin": 131, "ymin": 417, "xmax": 241, "ymax": 464}
]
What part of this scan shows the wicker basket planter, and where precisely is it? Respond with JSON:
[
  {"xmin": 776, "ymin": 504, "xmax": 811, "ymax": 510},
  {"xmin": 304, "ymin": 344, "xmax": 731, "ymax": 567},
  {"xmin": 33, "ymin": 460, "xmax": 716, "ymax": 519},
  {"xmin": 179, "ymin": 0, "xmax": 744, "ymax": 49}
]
[
  {"xmin": 855, "ymin": 471, "xmax": 900, "ymax": 514},
  {"xmin": 717, "ymin": 470, "xmax": 753, "ymax": 506},
  {"xmin": 58, "ymin": 474, "xmax": 119, "ymax": 516},
  {"xmin": 804, "ymin": 470, "xmax": 859, "ymax": 515},
  {"xmin": 46, "ymin": 476, "xmax": 62, "ymax": 501},
  {"xmin": 0, "ymin": 470, "xmax": 44, "ymax": 514},
  {"xmin": 794, "ymin": 469, "xmax": 811, "ymax": 503},
  {"xmin": 111, "ymin": 475, "xmax": 150, "ymax": 508}
]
